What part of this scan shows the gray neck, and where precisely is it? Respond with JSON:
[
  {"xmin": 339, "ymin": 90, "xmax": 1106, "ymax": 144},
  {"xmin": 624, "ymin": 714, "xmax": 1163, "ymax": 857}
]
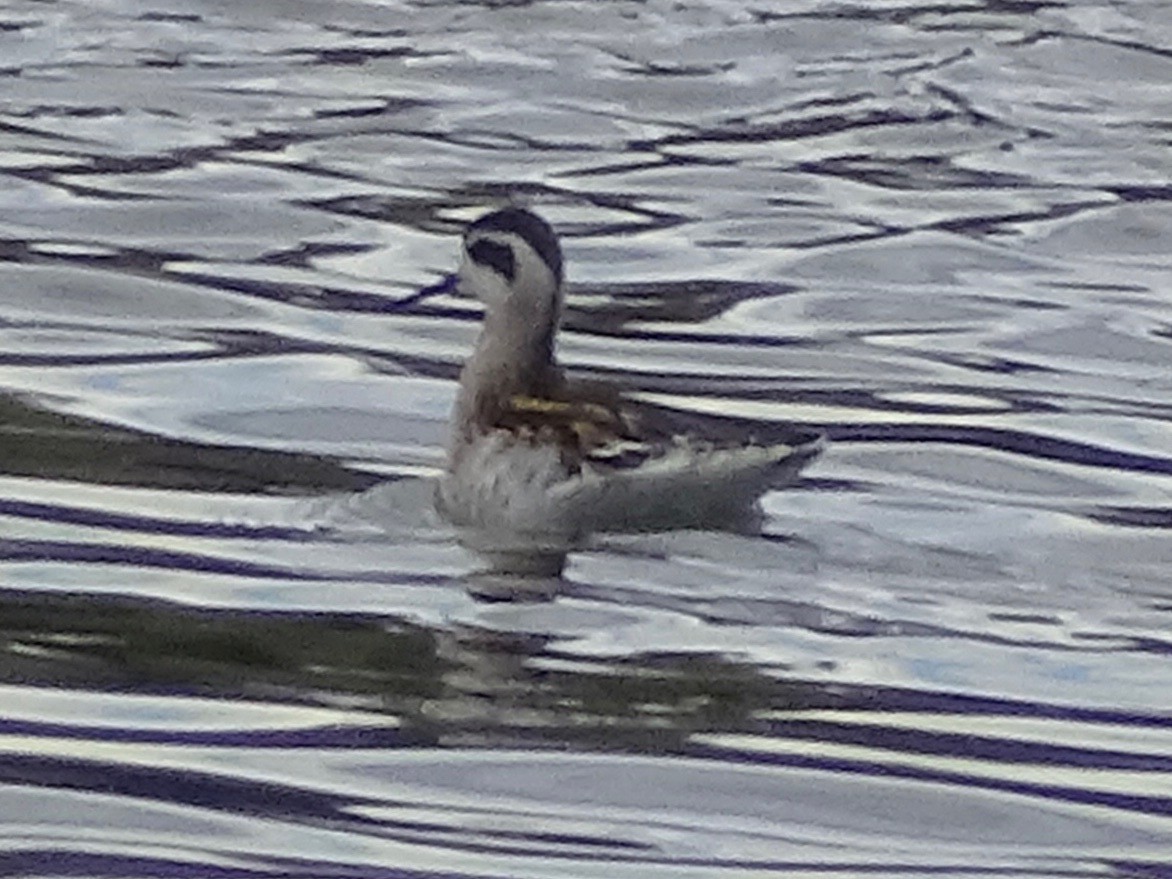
[{"xmin": 453, "ymin": 300, "xmax": 561, "ymax": 442}]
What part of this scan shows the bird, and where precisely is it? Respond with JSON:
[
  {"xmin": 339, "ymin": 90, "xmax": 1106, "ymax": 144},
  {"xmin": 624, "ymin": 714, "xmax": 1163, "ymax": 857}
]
[{"xmin": 421, "ymin": 206, "xmax": 824, "ymax": 545}]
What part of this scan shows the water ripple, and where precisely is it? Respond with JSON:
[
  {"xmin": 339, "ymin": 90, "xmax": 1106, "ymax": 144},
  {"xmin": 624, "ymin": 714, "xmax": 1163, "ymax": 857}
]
[{"xmin": 1, "ymin": 0, "xmax": 1170, "ymax": 873}]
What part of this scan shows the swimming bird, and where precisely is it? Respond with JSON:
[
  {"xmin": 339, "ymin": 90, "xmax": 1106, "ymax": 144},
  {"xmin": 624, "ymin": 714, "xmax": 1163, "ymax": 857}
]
[{"xmin": 424, "ymin": 206, "xmax": 824, "ymax": 543}]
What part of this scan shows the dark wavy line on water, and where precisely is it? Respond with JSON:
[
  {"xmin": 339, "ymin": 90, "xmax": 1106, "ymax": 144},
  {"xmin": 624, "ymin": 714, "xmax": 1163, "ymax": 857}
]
[
  {"xmin": 1088, "ymin": 506, "xmax": 1172, "ymax": 529},
  {"xmin": 0, "ymin": 850, "xmax": 1102, "ymax": 879},
  {"xmin": 632, "ymin": 107, "xmax": 959, "ymax": 149},
  {"xmin": 818, "ymin": 422, "xmax": 1172, "ymax": 476},
  {"xmin": 832, "ymin": 684, "xmax": 1172, "ymax": 728},
  {"xmin": 0, "ymin": 498, "xmax": 320, "ymax": 541},
  {"xmin": 0, "ymin": 851, "xmax": 533, "ymax": 879},
  {"xmin": 0, "ymin": 718, "xmax": 412, "ymax": 749},
  {"xmin": 682, "ymin": 600, "xmax": 1172, "ymax": 658},
  {"xmin": 0, "ymin": 340, "xmax": 324, "ymax": 369},
  {"xmin": 1105, "ymin": 862, "xmax": 1172, "ymax": 879},
  {"xmin": 0, "ymin": 753, "xmax": 376, "ymax": 826},
  {"xmin": 161, "ymin": 268, "xmax": 430, "ymax": 316},
  {"xmin": 765, "ymin": 719, "xmax": 1172, "ymax": 772},
  {"xmin": 0, "ymin": 539, "xmax": 328, "ymax": 581},
  {"xmin": 0, "ymin": 539, "xmax": 445, "ymax": 587},
  {"xmin": 0, "ymin": 347, "xmax": 258, "ymax": 369},
  {"xmin": 0, "ymin": 747, "xmax": 1126, "ymax": 878},
  {"xmin": 688, "ymin": 743, "xmax": 1172, "ymax": 818},
  {"xmin": 0, "ymin": 757, "xmax": 656, "ymax": 861}
]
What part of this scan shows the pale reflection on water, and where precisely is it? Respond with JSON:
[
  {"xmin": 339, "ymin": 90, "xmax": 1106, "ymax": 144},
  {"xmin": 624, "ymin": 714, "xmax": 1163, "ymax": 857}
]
[{"xmin": 1, "ymin": 0, "xmax": 1171, "ymax": 875}]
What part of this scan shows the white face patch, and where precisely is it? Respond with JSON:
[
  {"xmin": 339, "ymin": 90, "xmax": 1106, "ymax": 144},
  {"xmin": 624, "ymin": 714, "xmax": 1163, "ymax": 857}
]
[{"xmin": 460, "ymin": 229, "xmax": 561, "ymax": 322}]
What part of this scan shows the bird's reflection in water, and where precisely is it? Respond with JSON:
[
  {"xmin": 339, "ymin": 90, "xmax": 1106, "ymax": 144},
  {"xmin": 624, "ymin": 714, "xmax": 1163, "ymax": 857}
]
[{"xmin": 456, "ymin": 525, "xmax": 575, "ymax": 602}]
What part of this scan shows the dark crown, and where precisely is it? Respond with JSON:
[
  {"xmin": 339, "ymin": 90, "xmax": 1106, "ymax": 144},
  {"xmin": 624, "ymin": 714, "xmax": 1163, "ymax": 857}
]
[{"xmin": 466, "ymin": 207, "xmax": 563, "ymax": 285}]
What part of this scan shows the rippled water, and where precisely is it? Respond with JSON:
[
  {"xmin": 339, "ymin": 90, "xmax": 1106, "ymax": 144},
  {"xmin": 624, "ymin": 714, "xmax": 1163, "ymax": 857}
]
[{"xmin": 2, "ymin": 0, "xmax": 1171, "ymax": 875}]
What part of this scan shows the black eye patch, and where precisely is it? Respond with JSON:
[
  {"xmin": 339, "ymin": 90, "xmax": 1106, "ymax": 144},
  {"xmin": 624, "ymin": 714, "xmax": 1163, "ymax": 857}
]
[{"xmin": 467, "ymin": 238, "xmax": 516, "ymax": 282}]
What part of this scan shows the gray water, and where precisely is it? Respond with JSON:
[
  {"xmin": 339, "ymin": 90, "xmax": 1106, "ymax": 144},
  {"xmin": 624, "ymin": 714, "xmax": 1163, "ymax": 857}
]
[{"xmin": 1, "ymin": 0, "xmax": 1171, "ymax": 875}]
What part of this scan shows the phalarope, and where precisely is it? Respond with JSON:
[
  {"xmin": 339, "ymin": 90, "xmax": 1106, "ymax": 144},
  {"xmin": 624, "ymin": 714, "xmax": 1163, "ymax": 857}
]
[{"xmin": 423, "ymin": 207, "xmax": 824, "ymax": 542}]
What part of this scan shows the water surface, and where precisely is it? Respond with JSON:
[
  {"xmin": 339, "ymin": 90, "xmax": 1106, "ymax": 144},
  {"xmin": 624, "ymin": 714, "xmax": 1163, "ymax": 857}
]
[{"xmin": 1, "ymin": 0, "xmax": 1171, "ymax": 875}]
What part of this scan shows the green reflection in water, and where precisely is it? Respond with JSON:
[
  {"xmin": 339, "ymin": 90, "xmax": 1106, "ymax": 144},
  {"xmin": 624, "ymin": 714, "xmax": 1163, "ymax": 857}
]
[
  {"xmin": 0, "ymin": 592, "xmax": 813, "ymax": 752},
  {"xmin": 0, "ymin": 394, "xmax": 375, "ymax": 493}
]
